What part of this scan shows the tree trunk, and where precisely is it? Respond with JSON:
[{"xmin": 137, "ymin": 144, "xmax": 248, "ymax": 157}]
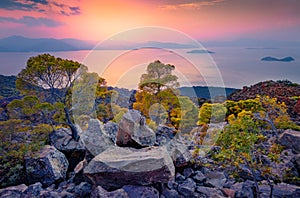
[{"xmin": 64, "ymin": 107, "xmax": 80, "ymax": 141}]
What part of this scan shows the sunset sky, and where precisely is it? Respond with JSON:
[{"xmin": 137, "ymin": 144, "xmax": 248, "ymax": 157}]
[{"xmin": 0, "ymin": 0, "xmax": 300, "ymax": 42}]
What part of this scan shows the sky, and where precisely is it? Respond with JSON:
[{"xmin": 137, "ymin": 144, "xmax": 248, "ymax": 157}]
[{"xmin": 0, "ymin": 0, "xmax": 300, "ymax": 42}]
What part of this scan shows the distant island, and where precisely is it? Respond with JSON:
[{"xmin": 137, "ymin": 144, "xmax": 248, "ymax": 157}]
[
  {"xmin": 186, "ymin": 49, "xmax": 214, "ymax": 54},
  {"xmin": 261, "ymin": 56, "xmax": 295, "ymax": 62}
]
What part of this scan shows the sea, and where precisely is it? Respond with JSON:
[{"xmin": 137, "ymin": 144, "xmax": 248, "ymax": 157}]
[{"xmin": 0, "ymin": 46, "xmax": 299, "ymax": 89}]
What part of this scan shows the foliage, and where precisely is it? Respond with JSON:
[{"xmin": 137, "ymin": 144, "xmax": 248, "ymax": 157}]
[
  {"xmin": 198, "ymin": 103, "xmax": 226, "ymax": 124},
  {"xmin": 133, "ymin": 60, "xmax": 182, "ymax": 129},
  {"xmin": 138, "ymin": 60, "xmax": 179, "ymax": 95},
  {"xmin": 0, "ymin": 119, "xmax": 52, "ymax": 187}
]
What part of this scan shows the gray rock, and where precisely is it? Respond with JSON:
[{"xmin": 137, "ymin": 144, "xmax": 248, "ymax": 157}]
[
  {"xmin": 103, "ymin": 121, "xmax": 119, "ymax": 144},
  {"xmin": 49, "ymin": 127, "xmax": 86, "ymax": 171},
  {"xmin": 123, "ymin": 185, "xmax": 159, "ymax": 198},
  {"xmin": 295, "ymin": 154, "xmax": 300, "ymax": 172},
  {"xmin": 84, "ymin": 146, "xmax": 175, "ymax": 190},
  {"xmin": 116, "ymin": 110, "xmax": 156, "ymax": 147},
  {"xmin": 167, "ymin": 135, "xmax": 193, "ymax": 168},
  {"xmin": 162, "ymin": 189, "xmax": 180, "ymax": 198},
  {"xmin": 0, "ymin": 184, "xmax": 27, "ymax": 198},
  {"xmin": 270, "ymin": 149, "xmax": 298, "ymax": 181},
  {"xmin": 204, "ymin": 170, "xmax": 226, "ymax": 188},
  {"xmin": 21, "ymin": 182, "xmax": 42, "ymax": 198},
  {"xmin": 74, "ymin": 182, "xmax": 92, "ymax": 197},
  {"xmin": 81, "ymin": 119, "xmax": 114, "ymax": 157},
  {"xmin": 196, "ymin": 186, "xmax": 225, "ymax": 197},
  {"xmin": 193, "ymin": 171, "xmax": 206, "ymax": 183},
  {"xmin": 279, "ymin": 129, "xmax": 300, "ymax": 154},
  {"xmin": 178, "ymin": 178, "xmax": 196, "ymax": 197},
  {"xmin": 259, "ymin": 183, "xmax": 300, "ymax": 198},
  {"xmin": 233, "ymin": 180, "xmax": 256, "ymax": 198},
  {"xmin": 91, "ymin": 185, "xmax": 129, "ymax": 198},
  {"xmin": 183, "ymin": 167, "xmax": 194, "ymax": 178},
  {"xmin": 175, "ymin": 173, "xmax": 186, "ymax": 183},
  {"xmin": 155, "ymin": 125, "xmax": 176, "ymax": 146},
  {"xmin": 40, "ymin": 191, "xmax": 61, "ymax": 198},
  {"xmin": 25, "ymin": 145, "xmax": 69, "ymax": 187}
]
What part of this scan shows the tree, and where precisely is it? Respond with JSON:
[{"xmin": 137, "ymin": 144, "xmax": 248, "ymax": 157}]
[
  {"xmin": 16, "ymin": 54, "xmax": 87, "ymax": 141},
  {"xmin": 139, "ymin": 60, "xmax": 179, "ymax": 95},
  {"xmin": 133, "ymin": 60, "xmax": 181, "ymax": 129}
]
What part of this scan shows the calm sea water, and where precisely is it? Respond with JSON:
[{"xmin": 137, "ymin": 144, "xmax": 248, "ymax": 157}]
[{"xmin": 0, "ymin": 47, "xmax": 299, "ymax": 89}]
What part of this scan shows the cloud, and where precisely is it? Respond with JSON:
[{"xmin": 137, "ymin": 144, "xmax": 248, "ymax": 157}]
[
  {"xmin": 157, "ymin": 0, "xmax": 226, "ymax": 10},
  {"xmin": 0, "ymin": 0, "xmax": 81, "ymax": 16},
  {"xmin": 0, "ymin": 16, "xmax": 64, "ymax": 27}
]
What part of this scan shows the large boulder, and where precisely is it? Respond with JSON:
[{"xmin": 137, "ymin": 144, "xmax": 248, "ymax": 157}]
[
  {"xmin": 279, "ymin": 129, "xmax": 300, "ymax": 154},
  {"xmin": 80, "ymin": 119, "xmax": 114, "ymax": 158},
  {"xmin": 116, "ymin": 110, "xmax": 156, "ymax": 148},
  {"xmin": 84, "ymin": 146, "xmax": 175, "ymax": 190},
  {"xmin": 25, "ymin": 145, "xmax": 69, "ymax": 187},
  {"xmin": 49, "ymin": 127, "xmax": 86, "ymax": 171}
]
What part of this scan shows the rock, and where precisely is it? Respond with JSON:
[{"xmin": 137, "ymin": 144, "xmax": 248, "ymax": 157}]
[
  {"xmin": 183, "ymin": 167, "xmax": 194, "ymax": 178},
  {"xmin": 49, "ymin": 127, "xmax": 86, "ymax": 171},
  {"xmin": 91, "ymin": 185, "xmax": 129, "ymax": 198},
  {"xmin": 204, "ymin": 170, "xmax": 226, "ymax": 188},
  {"xmin": 258, "ymin": 183, "xmax": 300, "ymax": 198},
  {"xmin": 177, "ymin": 178, "xmax": 196, "ymax": 197},
  {"xmin": 193, "ymin": 171, "xmax": 206, "ymax": 183},
  {"xmin": 270, "ymin": 149, "xmax": 298, "ymax": 182},
  {"xmin": 233, "ymin": 180, "xmax": 256, "ymax": 198},
  {"xmin": 123, "ymin": 185, "xmax": 159, "ymax": 198},
  {"xmin": 167, "ymin": 135, "xmax": 193, "ymax": 168},
  {"xmin": 221, "ymin": 188, "xmax": 235, "ymax": 198},
  {"xmin": 238, "ymin": 164, "xmax": 262, "ymax": 181},
  {"xmin": 21, "ymin": 182, "xmax": 42, "ymax": 198},
  {"xmin": 162, "ymin": 189, "xmax": 180, "ymax": 198},
  {"xmin": 116, "ymin": 110, "xmax": 156, "ymax": 148},
  {"xmin": 74, "ymin": 182, "xmax": 92, "ymax": 197},
  {"xmin": 84, "ymin": 146, "xmax": 175, "ymax": 190},
  {"xmin": 81, "ymin": 119, "xmax": 114, "ymax": 158},
  {"xmin": 155, "ymin": 125, "xmax": 176, "ymax": 146},
  {"xmin": 295, "ymin": 154, "xmax": 300, "ymax": 172},
  {"xmin": 279, "ymin": 129, "xmax": 300, "ymax": 154},
  {"xmin": 72, "ymin": 159, "xmax": 88, "ymax": 184},
  {"xmin": 25, "ymin": 145, "xmax": 69, "ymax": 187},
  {"xmin": 196, "ymin": 186, "xmax": 225, "ymax": 197},
  {"xmin": 0, "ymin": 184, "xmax": 27, "ymax": 198},
  {"xmin": 103, "ymin": 121, "xmax": 119, "ymax": 144},
  {"xmin": 175, "ymin": 173, "xmax": 186, "ymax": 183},
  {"xmin": 40, "ymin": 191, "xmax": 61, "ymax": 198}
]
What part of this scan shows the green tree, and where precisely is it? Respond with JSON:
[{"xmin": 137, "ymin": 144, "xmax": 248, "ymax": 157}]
[
  {"xmin": 133, "ymin": 60, "xmax": 181, "ymax": 129},
  {"xmin": 16, "ymin": 54, "xmax": 86, "ymax": 141}
]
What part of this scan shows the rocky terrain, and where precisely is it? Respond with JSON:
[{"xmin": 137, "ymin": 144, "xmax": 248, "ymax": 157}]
[
  {"xmin": 229, "ymin": 80, "xmax": 300, "ymax": 123},
  {"xmin": 0, "ymin": 110, "xmax": 300, "ymax": 198}
]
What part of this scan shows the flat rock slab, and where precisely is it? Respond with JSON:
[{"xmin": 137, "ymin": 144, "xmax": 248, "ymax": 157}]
[{"xmin": 84, "ymin": 146, "xmax": 175, "ymax": 190}]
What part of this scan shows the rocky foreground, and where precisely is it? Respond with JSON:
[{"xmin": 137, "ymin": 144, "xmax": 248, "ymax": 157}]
[{"xmin": 1, "ymin": 110, "xmax": 300, "ymax": 198}]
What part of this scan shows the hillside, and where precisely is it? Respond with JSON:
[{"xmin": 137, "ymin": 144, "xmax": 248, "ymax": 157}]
[
  {"xmin": 229, "ymin": 80, "xmax": 300, "ymax": 122},
  {"xmin": 180, "ymin": 86, "xmax": 238, "ymax": 99},
  {"xmin": 0, "ymin": 36, "xmax": 94, "ymax": 52}
]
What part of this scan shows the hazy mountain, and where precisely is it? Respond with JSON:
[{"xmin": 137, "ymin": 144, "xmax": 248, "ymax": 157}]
[
  {"xmin": 0, "ymin": 36, "xmax": 94, "ymax": 52},
  {"xmin": 203, "ymin": 38, "xmax": 300, "ymax": 47},
  {"xmin": 179, "ymin": 86, "xmax": 238, "ymax": 99}
]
